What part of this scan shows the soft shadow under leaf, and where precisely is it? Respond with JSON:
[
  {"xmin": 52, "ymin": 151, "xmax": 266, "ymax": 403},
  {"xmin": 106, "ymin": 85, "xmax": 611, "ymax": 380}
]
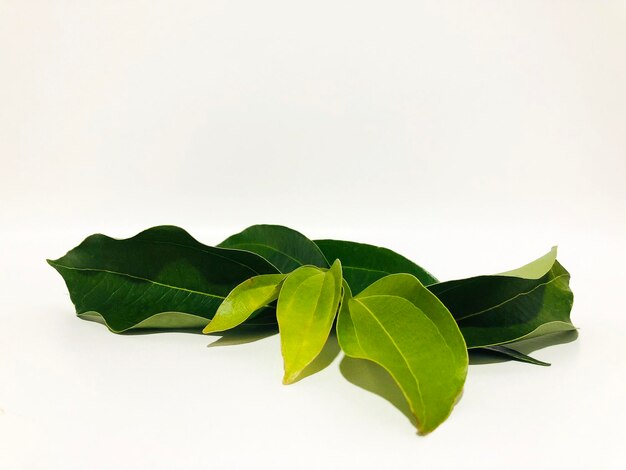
[
  {"xmin": 207, "ymin": 326, "xmax": 278, "ymax": 347},
  {"xmin": 339, "ymin": 356, "xmax": 416, "ymax": 427},
  {"xmin": 287, "ymin": 333, "xmax": 341, "ymax": 383}
]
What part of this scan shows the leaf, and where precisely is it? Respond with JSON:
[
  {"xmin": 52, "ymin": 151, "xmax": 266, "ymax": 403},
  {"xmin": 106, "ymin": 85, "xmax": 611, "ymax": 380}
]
[
  {"xmin": 480, "ymin": 346, "xmax": 551, "ymax": 366},
  {"xmin": 356, "ymin": 274, "xmax": 551, "ymax": 366},
  {"xmin": 428, "ymin": 247, "xmax": 575, "ymax": 348},
  {"xmin": 277, "ymin": 260, "xmax": 343, "ymax": 384},
  {"xmin": 48, "ymin": 226, "xmax": 280, "ymax": 333},
  {"xmin": 219, "ymin": 224, "xmax": 329, "ymax": 273},
  {"xmin": 337, "ymin": 275, "xmax": 468, "ymax": 435},
  {"xmin": 202, "ymin": 274, "xmax": 287, "ymax": 334},
  {"xmin": 357, "ymin": 274, "xmax": 467, "ymax": 362},
  {"xmin": 314, "ymin": 239, "xmax": 438, "ymax": 294}
]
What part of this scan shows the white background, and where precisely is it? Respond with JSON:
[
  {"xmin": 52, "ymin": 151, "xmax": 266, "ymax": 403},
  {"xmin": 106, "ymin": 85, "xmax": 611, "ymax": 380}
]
[{"xmin": 1, "ymin": 1, "xmax": 625, "ymax": 469}]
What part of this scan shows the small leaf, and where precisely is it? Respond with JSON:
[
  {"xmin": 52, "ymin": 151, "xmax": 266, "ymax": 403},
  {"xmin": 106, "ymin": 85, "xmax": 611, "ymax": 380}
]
[
  {"xmin": 428, "ymin": 247, "xmax": 575, "ymax": 348},
  {"xmin": 314, "ymin": 239, "xmax": 437, "ymax": 294},
  {"xmin": 481, "ymin": 346, "xmax": 551, "ymax": 366},
  {"xmin": 277, "ymin": 260, "xmax": 343, "ymax": 384},
  {"xmin": 47, "ymin": 226, "xmax": 279, "ymax": 333},
  {"xmin": 219, "ymin": 225, "xmax": 329, "ymax": 273},
  {"xmin": 337, "ymin": 275, "xmax": 468, "ymax": 435},
  {"xmin": 203, "ymin": 274, "xmax": 287, "ymax": 334}
]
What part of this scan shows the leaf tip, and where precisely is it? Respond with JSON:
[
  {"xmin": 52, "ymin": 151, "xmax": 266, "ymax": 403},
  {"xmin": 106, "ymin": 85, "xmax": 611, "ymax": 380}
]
[{"xmin": 282, "ymin": 371, "xmax": 300, "ymax": 385}]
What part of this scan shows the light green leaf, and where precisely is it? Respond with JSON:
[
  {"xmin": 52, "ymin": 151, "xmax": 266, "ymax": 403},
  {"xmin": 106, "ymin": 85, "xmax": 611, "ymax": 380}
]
[
  {"xmin": 277, "ymin": 260, "xmax": 343, "ymax": 384},
  {"xmin": 219, "ymin": 224, "xmax": 329, "ymax": 273},
  {"xmin": 47, "ymin": 226, "xmax": 279, "ymax": 333},
  {"xmin": 428, "ymin": 247, "xmax": 575, "ymax": 348},
  {"xmin": 337, "ymin": 276, "xmax": 468, "ymax": 435},
  {"xmin": 203, "ymin": 274, "xmax": 287, "ymax": 334},
  {"xmin": 357, "ymin": 274, "xmax": 467, "ymax": 364},
  {"xmin": 314, "ymin": 239, "xmax": 437, "ymax": 294}
]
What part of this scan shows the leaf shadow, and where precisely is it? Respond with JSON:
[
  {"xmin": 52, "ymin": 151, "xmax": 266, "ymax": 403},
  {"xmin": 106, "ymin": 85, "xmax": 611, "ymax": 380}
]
[
  {"xmin": 207, "ymin": 326, "xmax": 279, "ymax": 347},
  {"xmin": 339, "ymin": 356, "xmax": 416, "ymax": 427},
  {"xmin": 288, "ymin": 333, "xmax": 342, "ymax": 383},
  {"xmin": 469, "ymin": 330, "xmax": 579, "ymax": 365}
]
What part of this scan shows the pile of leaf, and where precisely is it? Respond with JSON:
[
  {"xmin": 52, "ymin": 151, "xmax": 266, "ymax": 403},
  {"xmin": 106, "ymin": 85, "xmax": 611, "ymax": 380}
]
[{"xmin": 48, "ymin": 225, "xmax": 575, "ymax": 434}]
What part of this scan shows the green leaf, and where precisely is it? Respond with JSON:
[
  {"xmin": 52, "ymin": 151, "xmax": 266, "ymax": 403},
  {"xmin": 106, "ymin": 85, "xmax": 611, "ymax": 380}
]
[
  {"xmin": 357, "ymin": 274, "xmax": 467, "ymax": 363},
  {"xmin": 314, "ymin": 239, "xmax": 437, "ymax": 294},
  {"xmin": 277, "ymin": 260, "xmax": 343, "ymax": 384},
  {"xmin": 337, "ymin": 275, "xmax": 468, "ymax": 435},
  {"xmin": 48, "ymin": 226, "xmax": 279, "ymax": 333},
  {"xmin": 219, "ymin": 224, "xmax": 329, "ymax": 273},
  {"xmin": 480, "ymin": 346, "xmax": 551, "ymax": 366},
  {"xmin": 202, "ymin": 274, "xmax": 287, "ymax": 334},
  {"xmin": 428, "ymin": 247, "xmax": 575, "ymax": 348}
]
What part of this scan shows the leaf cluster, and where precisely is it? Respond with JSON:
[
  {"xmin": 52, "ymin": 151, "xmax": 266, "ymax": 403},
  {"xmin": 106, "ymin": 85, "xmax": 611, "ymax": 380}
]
[{"xmin": 48, "ymin": 225, "xmax": 575, "ymax": 434}]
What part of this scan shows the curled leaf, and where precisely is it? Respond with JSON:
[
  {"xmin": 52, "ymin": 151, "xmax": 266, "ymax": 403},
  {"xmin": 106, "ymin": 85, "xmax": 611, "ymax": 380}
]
[{"xmin": 481, "ymin": 346, "xmax": 551, "ymax": 366}]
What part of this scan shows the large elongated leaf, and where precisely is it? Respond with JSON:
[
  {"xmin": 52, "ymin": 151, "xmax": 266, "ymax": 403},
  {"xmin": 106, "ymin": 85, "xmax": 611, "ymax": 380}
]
[
  {"xmin": 337, "ymin": 277, "xmax": 468, "ymax": 435},
  {"xmin": 428, "ymin": 247, "xmax": 575, "ymax": 348},
  {"xmin": 314, "ymin": 239, "xmax": 437, "ymax": 294},
  {"xmin": 202, "ymin": 274, "xmax": 287, "ymax": 334},
  {"xmin": 219, "ymin": 225, "xmax": 329, "ymax": 273},
  {"xmin": 48, "ymin": 226, "xmax": 279, "ymax": 333},
  {"xmin": 277, "ymin": 260, "xmax": 343, "ymax": 384}
]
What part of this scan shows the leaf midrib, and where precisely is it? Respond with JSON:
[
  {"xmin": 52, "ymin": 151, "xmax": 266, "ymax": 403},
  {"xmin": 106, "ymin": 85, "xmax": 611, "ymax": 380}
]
[
  {"xmin": 49, "ymin": 262, "xmax": 226, "ymax": 300},
  {"xmin": 283, "ymin": 272, "xmax": 327, "ymax": 371},
  {"xmin": 456, "ymin": 273, "xmax": 568, "ymax": 322},
  {"xmin": 353, "ymin": 297, "xmax": 427, "ymax": 423}
]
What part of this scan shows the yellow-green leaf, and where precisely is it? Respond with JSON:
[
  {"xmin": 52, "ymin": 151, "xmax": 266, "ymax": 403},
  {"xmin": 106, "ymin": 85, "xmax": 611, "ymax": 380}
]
[
  {"xmin": 202, "ymin": 274, "xmax": 287, "ymax": 334},
  {"xmin": 277, "ymin": 260, "xmax": 342, "ymax": 384},
  {"xmin": 337, "ymin": 275, "xmax": 468, "ymax": 434}
]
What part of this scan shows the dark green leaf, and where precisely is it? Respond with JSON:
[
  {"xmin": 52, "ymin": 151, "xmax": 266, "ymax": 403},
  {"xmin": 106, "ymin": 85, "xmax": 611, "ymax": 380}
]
[
  {"xmin": 219, "ymin": 224, "xmax": 329, "ymax": 273},
  {"xmin": 314, "ymin": 239, "xmax": 438, "ymax": 294},
  {"xmin": 428, "ymin": 248, "xmax": 575, "ymax": 348},
  {"xmin": 48, "ymin": 226, "xmax": 279, "ymax": 333},
  {"xmin": 480, "ymin": 346, "xmax": 551, "ymax": 366}
]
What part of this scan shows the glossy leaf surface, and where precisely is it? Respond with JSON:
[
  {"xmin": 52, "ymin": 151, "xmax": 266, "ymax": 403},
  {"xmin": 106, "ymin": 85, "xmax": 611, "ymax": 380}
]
[
  {"xmin": 314, "ymin": 239, "xmax": 437, "ymax": 294},
  {"xmin": 277, "ymin": 260, "xmax": 342, "ymax": 384},
  {"xmin": 337, "ymin": 276, "xmax": 468, "ymax": 435},
  {"xmin": 203, "ymin": 274, "xmax": 287, "ymax": 334},
  {"xmin": 48, "ymin": 226, "xmax": 279, "ymax": 333},
  {"xmin": 219, "ymin": 224, "xmax": 329, "ymax": 273},
  {"xmin": 429, "ymin": 248, "xmax": 575, "ymax": 348}
]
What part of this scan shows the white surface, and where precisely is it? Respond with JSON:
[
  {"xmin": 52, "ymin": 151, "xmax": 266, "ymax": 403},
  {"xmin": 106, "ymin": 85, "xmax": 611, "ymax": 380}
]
[{"xmin": 1, "ymin": 1, "xmax": 625, "ymax": 469}]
